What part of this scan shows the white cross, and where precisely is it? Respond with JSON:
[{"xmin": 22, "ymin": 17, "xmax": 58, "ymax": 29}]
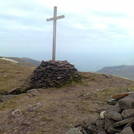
[{"xmin": 47, "ymin": 6, "xmax": 65, "ymax": 61}]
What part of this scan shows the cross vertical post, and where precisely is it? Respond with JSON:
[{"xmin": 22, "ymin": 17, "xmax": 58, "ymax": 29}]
[
  {"xmin": 46, "ymin": 6, "xmax": 65, "ymax": 61},
  {"xmin": 52, "ymin": 6, "xmax": 57, "ymax": 61}
]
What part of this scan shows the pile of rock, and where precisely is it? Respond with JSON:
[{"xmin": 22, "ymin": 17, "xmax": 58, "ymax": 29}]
[
  {"xmin": 67, "ymin": 93, "xmax": 134, "ymax": 134},
  {"xmin": 29, "ymin": 60, "xmax": 81, "ymax": 89},
  {"xmin": 7, "ymin": 60, "xmax": 81, "ymax": 95}
]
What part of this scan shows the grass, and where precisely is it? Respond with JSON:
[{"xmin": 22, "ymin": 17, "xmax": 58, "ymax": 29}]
[
  {"xmin": 0, "ymin": 59, "xmax": 34, "ymax": 92},
  {"xmin": 0, "ymin": 95, "xmax": 19, "ymax": 110}
]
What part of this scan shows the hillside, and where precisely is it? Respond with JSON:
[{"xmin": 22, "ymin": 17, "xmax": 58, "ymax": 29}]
[
  {"xmin": 97, "ymin": 65, "xmax": 134, "ymax": 80},
  {"xmin": 0, "ymin": 64, "xmax": 134, "ymax": 134},
  {"xmin": 0, "ymin": 56, "xmax": 40, "ymax": 67},
  {"xmin": 0, "ymin": 59, "xmax": 34, "ymax": 92}
]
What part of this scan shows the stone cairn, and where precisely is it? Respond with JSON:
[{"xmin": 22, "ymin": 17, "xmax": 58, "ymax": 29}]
[
  {"xmin": 67, "ymin": 93, "xmax": 134, "ymax": 134},
  {"xmin": 8, "ymin": 60, "xmax": 81, "ymax": 95},
  {"xmin": 29, "ymin": 60, "xmax": 81, "ymax": 89}
]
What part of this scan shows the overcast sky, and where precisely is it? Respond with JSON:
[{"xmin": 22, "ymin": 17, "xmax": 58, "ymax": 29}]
[{"xmin": 1, "ymin": 0, "xmax": 134, "ymax": 71}]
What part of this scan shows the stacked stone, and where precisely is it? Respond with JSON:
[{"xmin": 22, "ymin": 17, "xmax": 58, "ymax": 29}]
[
  {"xmin": 67, "ymin": 93, "xmax": 134, "ymax": 134},
  {"xmin": 29, "ymin": 60, "xmax": 81, "ymax": 88}
]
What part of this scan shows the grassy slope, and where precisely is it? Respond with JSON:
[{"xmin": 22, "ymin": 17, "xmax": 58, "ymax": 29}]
[
  {"xmin": 0, "ymin": 71, "xmax": 134, "ymax": 133},
  {"xmin": 7, "ymin": 57, "xmax": 41, "ymax": 67},
  {"xmin": 97, "ymin": 65, "xmax": 134, "ymax": 80},
  {"xmin": 0, "ymin": 59, "xmax": 34, "ymax": 92}
]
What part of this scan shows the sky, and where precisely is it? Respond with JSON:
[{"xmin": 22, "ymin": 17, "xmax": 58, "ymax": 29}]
[{"xmin": 1, "ymin": 0, "xmax": 134, "ymax": 71}]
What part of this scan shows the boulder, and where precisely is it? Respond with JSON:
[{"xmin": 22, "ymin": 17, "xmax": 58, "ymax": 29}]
[
  {"xmin": 119, "ymin": 96, "xmax": 134, "ymax": 110},
  {"xmin": 105, "ymin": 111, "xmax": 122, "ymax": 121}
]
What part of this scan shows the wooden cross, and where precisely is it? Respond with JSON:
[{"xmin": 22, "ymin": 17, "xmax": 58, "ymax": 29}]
[{"xmin": 47, "ymin": 6, "xmax": 65, "ymax": 61}]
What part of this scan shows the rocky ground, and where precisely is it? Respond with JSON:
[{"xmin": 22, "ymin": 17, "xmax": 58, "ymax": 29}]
[
  {"xmin": 1, "ymin": 60, "xmax": 134, "ymax": 134},
  {"xmin": 0, "ymin": 72, "xmax": 134, "ymax": 134},
  {"xmin": 67, "ymin": 92, "xmax": 134, "ymax": 134}
]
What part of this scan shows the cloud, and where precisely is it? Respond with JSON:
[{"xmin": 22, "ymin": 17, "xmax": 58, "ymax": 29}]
[
  {"xmin": 0, "ymin": 0, "xmax": 133, "ymax": 38},
  {"xmin": 0, "ymin": 0, "xmax": 134, "ymax": 71}
]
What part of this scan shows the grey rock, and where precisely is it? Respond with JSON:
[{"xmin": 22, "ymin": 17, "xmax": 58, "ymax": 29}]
[
  {"xmin": 104, "ymin": 118, "xmax": 115, "ymax": 130},
  {"xmin": 119, "ymin": 96, "xmax": 134, "ymax": 110},
  {"xmin": 113, "ymin": 117, "xmax": 134, "ymax": 128},
  {"xmin": 105, "ymin": 111, "xmax": 122, "ymax": 121},
  {"xmin": 122, "ymin": 109, "xmax": 134, "ymax": 119},
  {"xmin": 106, "ymin": 118, "xmax": 134, "ymax": 133},
  {"xmin": 128, "ymin": 93, "xmax": 134, "ymax": 98},
  {"xmin": 108, "ymin": 103, "xmax": 121, "ymax": 113},
  {"xmin": 107, "ymin": 99, "xmax": 117, "ymax": 105},
  {"xmin": 66, "ymin": 128, "xmax": 83, "ymax": 134},
  {"xmin": 120, "ymin": 127, "xmax": 134, "ymax": 134},
  {"xmin": 108, "ymin": 125, "xmax": 121, "ymax": 134},
  {"xmin": 86, "ymin": 123, "xmax": 97, "ymax": 133}
]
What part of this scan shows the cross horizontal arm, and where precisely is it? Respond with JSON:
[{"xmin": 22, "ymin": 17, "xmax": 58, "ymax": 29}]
[{"xmin": 46, "ymin": 15, "xmax": 65, "ymax": 21}]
